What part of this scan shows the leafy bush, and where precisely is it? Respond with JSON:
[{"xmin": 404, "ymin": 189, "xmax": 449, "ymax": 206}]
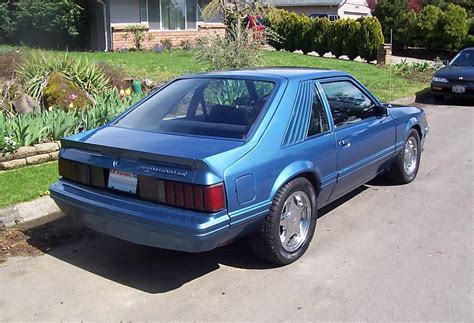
[
  {"xmin": 160, "ymin": 38, "xmax": 173, "ymax": 51},
  {"xmin": 123, "ymin": 25, "xmax": 148, "ymax": 50},
  {"xmin": 267, "ymin": 8, "xmax": 288, "ymax": 51},
  {"xmin": 195, "ymin": 25, "xmax": 263, "ymax": 70},
  {"xmin": 439, "ymin": 4, "xmax": 468, "ymax": 52},
  {"xmin": 313, "ymin": 17, "xmax": 331, "ymax": 56},
  {"xmin": 342, "ymin": 19, "xmax": 361, "ymax": 60},
  {"xmin": 415, "ymin": 5, "xmax": 443, "ymax": 49},
  {"xmin": 299, "ymin": 15, "xmax": 316, "ymax": 55},
  {"xmin": 0, "ymin": 3, "xmax": 15, "ymax": 42},
  {"xmin": 357, "ymin": 17, "xmax": 384, "ymax": 62},
  {"xmin": 15, "ymin": 53, "xmax": 110, "ymax": 102},
  {"xmin": 12, "ymin": 0, "xmax": 86, "ymax": 47},
  {"xmin": 373, "ymin": 0, "xmax": 408, "ymax": 48},
  {"xmin": 327, "ymin": 19, "xmax": 345, "ymax": 58},
  {"xmin": 1, "ymin": 89, "xmax": 144, "ymax": 152}
]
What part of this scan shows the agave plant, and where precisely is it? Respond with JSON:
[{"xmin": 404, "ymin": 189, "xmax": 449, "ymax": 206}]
[{"xmin": 15, "ymin": 51, "xmax": 111, "ymax": 102}]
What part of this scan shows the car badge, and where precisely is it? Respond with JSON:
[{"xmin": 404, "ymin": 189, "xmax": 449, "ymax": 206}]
[{"xmin": 112, "ymin": 159, "xmax": 120, "ymax": 168}]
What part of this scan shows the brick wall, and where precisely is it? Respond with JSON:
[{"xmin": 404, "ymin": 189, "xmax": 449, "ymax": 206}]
[{"xmin": 111, "ymin": 23, "xmax": 225, "ymax": 50}]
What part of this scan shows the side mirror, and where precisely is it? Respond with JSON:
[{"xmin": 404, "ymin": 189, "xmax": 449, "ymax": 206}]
[
  {"xmin": 443, "ymin": 59, "xmax": 450, "ymax": 66},
  {"xmin": 374, "ymin": 105, "xmax": 388, "ymax": 118}
]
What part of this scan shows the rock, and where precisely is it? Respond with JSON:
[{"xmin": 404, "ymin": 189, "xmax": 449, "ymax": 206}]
[
  {"xmin": 0, "ymin": 158, "xmax": 26, "ymax": 170},
  {"xmin": 43, "ymin": 72, "xmax": 92, "ymax": 111},
  {"xmin": 11, "ymin": 94, "xmax": 40, "ymax": 114},
  {"xmin": 14, "ymin": 146, "xmax": 36, "ymax": 159},
  {"xmin": 26, "ymin": 154, "xmax": 50, "ymax": 166},
  {"xmin": 49, "ymin": 151, "xmax": 59, "ymax": 161},
  {"xmin": 34, "ymin": 142, "xmax": 59, "ymax": 154},
  {"xmin": 0, "ymin": 153, "xmax": 13, "ymax": 162}
]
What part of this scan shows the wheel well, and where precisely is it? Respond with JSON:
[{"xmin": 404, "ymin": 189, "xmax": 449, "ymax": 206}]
[
  {"xmin": 411, "ymin": 124, "xmax": 423, "ymax": 139},
  {"xmin": 289, "ymin": 172, "xmax": 321, "ymax": 197}
]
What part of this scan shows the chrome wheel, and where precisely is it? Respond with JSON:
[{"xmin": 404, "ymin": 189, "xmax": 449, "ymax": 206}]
[
  {"xmin": 404, "ymin": 137, "xmax": 418, "ymax": 176},
  {"xmin": 279, "ymin": 191, "xmax": 312, "ymax": 252}
]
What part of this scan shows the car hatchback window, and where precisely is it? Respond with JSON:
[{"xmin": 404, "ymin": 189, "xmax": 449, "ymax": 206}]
[
  {"xmin": 321, "ymin": 81, "xmax": 376, "ymax": 127},
  {"xmin": 115, "ymin": 78, "xmax": 276, "ymax": 139}
]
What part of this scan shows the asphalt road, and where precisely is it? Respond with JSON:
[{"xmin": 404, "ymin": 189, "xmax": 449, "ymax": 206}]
[{"xmin": 0, "ymin": 99, "xmax": 473, "ymax": 322}]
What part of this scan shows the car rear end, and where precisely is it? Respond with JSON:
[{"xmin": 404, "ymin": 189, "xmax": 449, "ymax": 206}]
[{"xmin": 50, "ymin": 75, "xmax": 278, "ymax": 252}]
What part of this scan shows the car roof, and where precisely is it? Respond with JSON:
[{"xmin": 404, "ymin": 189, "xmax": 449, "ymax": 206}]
[{"xmin": 182, "ymin": 67, "xmax": 351, "ymax": 81}]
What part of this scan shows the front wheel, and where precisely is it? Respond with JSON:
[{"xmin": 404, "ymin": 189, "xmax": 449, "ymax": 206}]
[
  {"xmin": 249, "ymin": 177, "xmax": 317, "ymax": 265},
  {"xmin": 386, "ymin": 129, "xmax": 421, "ymax": 184}
]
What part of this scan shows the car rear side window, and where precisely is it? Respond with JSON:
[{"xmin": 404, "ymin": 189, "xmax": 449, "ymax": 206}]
[
  {"xmin": 307, "ymin": 85, "xmax": 330, "ymax": 137},
  {"xmin": 321, "ymin": 81, "xmax": 376, "ymax": 127},
  {"xmin": 115, "ymin": 78, "xmax": 276, "ymax": 140}
]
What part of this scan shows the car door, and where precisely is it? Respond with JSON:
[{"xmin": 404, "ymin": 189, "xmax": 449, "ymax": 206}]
[{"xmin": 319, "ymin": 78, "xmax": 396, "ymax": 200}]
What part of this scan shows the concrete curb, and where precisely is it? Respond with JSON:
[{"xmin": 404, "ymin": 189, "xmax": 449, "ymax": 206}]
[
  {"xmin": 390, "ymin": 95, "xmax": 416, "ymax": 105},
  {"xmin": 0, "ymin": 196, "xmax": 60, "ymax": 228}
]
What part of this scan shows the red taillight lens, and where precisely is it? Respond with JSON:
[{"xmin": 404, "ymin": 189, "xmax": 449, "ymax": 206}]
[
  {"xmin": 137, "ymin": 175, "xmax": 226, "ymax": 213},
  {"xmin": 203, "ymin": 184, "xmax": 226, "ymax": 213}
]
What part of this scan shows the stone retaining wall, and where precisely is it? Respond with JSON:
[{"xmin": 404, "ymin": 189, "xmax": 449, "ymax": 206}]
[{"xmin": 0, "ymin": 142, "xmax": 60, "ymax": 171}]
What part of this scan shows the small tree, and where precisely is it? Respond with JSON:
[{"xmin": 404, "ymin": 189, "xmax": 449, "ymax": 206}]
[
  {"xmin": 342, "ymin": 19, "xmax": 361, "ymax": 60},
  {"xmin": 357, "ymin": 17, "xmax": 384, "ymax": 62},
  {"xmin": 327, "ymin": 19, "xmax": 345, "ymax": 58},
  {"xmin": 313, "ymin": 17, "xmax": 331, "ymax": 56},
  {"xmin": 415, "ymin": 5, "xmax": 443, "ymax": 49},
  {"xmin": 373, "ymin": 0, "xmax": 408, "ymax": 47},
  {"xmin": 439, "ymin": 4, "xmax": 468, "ymax": 52},
  {"xmin": 124, "ymin": 25, "xmax": 148, "ymax": 50},
  {"xmin": 0, "ymin": 3, "xmax": 15, "ymax": 42}
]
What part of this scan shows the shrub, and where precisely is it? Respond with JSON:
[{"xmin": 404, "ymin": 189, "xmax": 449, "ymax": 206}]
[
  {"xmin": 179, "ymin": 39, "xmax": 194, "ymax": 50},
  {"xmin": 12, "ymin": 0, "xmax": 86, "ymax": 47},
  {"xmin": 15, "ymin": 53, "xmax": 110, "ymax": 102},
  {"xmin": 160, "ymin": 38, "xmax": 173, "ymax": 51},
  {"xmin": 373, "ymin": 0, "xmax": 408, "ymax": 48},
  {"xmin": 0, "ymin": 51, "xmax": 23, "ymax": 79},
  {"xmin": 267, "ymin": 8, "xmax": 287, "ymax": 51},
  {"xmin": 124, "ymin": 25, "xmax": 148, "ymax": 50},
  {"xmin": 0, "ymin": 3, "xmax": 15, "ymax": 42},
  {"xmin": 439, "ymin": 4, "xmax": 468, "ymax": 52},
  {"xmin": 327, "ymin": 19, "xmax": 345, "ymax": 58},
  {"xmin": 195, "ymin": 25, "xmax": 263, "ymax": 70},
  {"xmin": 342, "ymin": 19, "xmax": 361, "ymax": 60},
  {"xmin": 416, "ymin": 5, "xmax": 443, "ymax": 49},
  {"xmin": 299, "ymin": 15, "xmax": 316, "ymax": 54},
  {"xmin": 357, "ymin": 17, "xmax": 384, "ymax": 62},
  {"xmin": 313, "ymin": 18, "xmax": 331, "ymax": 56}
]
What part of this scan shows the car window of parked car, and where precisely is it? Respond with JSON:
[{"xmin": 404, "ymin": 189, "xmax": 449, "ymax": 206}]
[
  {"xmin": 114, "ymin": 78, "xmax": 276, "ymax": 140},
  {"xmin": 321, "ymin": 81, "xmax": 376, "ymax": 128},
  {"xmin": 450, "ymin": 50, "xmax": 474, "ymax": 67},
  {"xmin": 307, "ymin": 86, "xmax": 330, "ymax": 137}
]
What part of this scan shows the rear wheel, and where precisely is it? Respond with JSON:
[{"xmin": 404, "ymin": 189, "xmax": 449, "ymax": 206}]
[
  {"xmin": 250, "ymin": 177, "xmax": 317, "ymax": 265},
  {"xmin": 386, "ymin": 129, "xmax": 421, "ymax": 184}
]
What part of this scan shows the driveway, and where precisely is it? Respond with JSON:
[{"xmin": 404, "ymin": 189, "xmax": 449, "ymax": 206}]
[{"xmin": 0, "ymin": 100, "xmax": 473, "ymax": 322}]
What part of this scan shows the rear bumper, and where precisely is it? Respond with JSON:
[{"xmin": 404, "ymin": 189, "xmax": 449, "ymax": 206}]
[{"xmin": 50, "ymin": 180, "xmax": 233, "ymax": 252}]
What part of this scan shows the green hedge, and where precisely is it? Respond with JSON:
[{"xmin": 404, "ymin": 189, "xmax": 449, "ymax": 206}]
[{"xmin": 268, "ymin": 10, "xmax": 384, "ymax": 62}]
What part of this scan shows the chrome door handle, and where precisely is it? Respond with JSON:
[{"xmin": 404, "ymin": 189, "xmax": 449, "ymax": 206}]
[{"xmin": 338, "ymin": 138, "xmax": 351, "ymax": 147}]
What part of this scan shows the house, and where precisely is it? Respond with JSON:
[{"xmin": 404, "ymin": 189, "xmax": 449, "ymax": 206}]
[
  {"xmin": 270, "ymin": 0, "xmax": 372, "ymax": 20},
  {"xmin": 88, "ymin": 0, "xmax": 224, "ymax": 51}
]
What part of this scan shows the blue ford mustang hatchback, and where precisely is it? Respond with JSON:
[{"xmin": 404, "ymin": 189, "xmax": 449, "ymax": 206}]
[{"xmin": 50, "ymin": 68, "xmax": 429, "ymax": 265}]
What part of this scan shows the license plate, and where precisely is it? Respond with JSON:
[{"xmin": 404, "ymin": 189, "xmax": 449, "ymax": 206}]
[
  {"xmin": 452, "ymin": 85, "xmax": 466, "ymax": 94},
  {"xmin": 108, "ymin": 169, "xmax": 137, "ymax": 194}
]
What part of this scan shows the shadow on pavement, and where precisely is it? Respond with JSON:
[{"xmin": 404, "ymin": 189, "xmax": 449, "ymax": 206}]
[
  {"xmin": 415, "ymin": 88, "xmax": 474, "ymax": 107},
  {"xmin": 23, "ymin": 185, "xmax": 369, "ymax": 294}
]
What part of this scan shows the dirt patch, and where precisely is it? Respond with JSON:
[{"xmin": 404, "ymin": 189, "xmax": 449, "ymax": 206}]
[
  {"xmin": 0, "ymin": 226, "xmax": 42, "ymax": 262},
  {"xmin": 0, "ymin": 216, "xmax": 87, "ymax": 263}
]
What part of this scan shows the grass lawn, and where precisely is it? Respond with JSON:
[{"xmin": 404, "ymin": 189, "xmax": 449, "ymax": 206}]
[
  {"xmin": 0, "ymin": 162, "xmax": 58, "ymax": 208},
  {"xmin": 45, "ymin": 49, "xmax": 426, "ymax": 102}
]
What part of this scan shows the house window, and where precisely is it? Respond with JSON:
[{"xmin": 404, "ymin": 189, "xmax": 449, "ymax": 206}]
[
  {"xmin": 140, "ymin": 0, "xmax": 149, "ymax": 23},
  {"xmin": 140, "ymin": 0, "xmax": 198, "ymax": 30}
]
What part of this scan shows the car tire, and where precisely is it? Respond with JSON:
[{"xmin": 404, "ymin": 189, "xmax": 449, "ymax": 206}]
[
  {"xmin": 249, "ymin": 177, "xmax": 317, "ymax": 266},
  {"xmin": 386, "ymin": 129, "xmax": 421, "ymax": 184},
  {"xmin": 432, "ymin": 94, "xmax": 444, "ymax": 103}
]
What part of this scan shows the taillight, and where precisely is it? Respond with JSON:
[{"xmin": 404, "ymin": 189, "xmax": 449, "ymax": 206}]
[
  {"xmin": 138, "ymin": 175, "xmax": 226, "ymax": 213},
  {"xmin": 59, "ymin": 158, "xmax": 226, "ymax": 213}
]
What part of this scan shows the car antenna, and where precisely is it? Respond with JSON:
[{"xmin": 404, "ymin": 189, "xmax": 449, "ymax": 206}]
[{"xmin": 389, "ymin": 28, "xmax": 393, "ymax": 102}]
